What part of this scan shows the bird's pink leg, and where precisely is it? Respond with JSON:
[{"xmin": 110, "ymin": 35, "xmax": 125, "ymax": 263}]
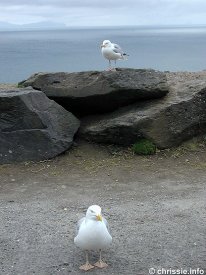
[
  {"xmin": 94, "ymin": 249, "xmax": 108, "ymax": 269},
  {"xmin": 79, "ymin": 251, "xmax": 94, "ymax": 271},
  {"xmin": 106, "ymin": 60, "xmax": 112, "ymax": 71},
  {"xmin": 106, "ymin": 60, "xmax": 116, "ymax": 71}
]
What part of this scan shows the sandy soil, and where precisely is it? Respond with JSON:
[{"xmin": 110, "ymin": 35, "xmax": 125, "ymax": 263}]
[
  {"xmin": 0, "ymin": 138, "xmax": 206, "ymax": 275},
  {"xmin": 0, "ymin": 83, "xmax": 17, "ymax": 90}
]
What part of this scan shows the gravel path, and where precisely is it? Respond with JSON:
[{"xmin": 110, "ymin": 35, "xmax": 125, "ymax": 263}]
[{"xmin": 0, "ymin": 140, "xmax": 206, "ymax": 275}]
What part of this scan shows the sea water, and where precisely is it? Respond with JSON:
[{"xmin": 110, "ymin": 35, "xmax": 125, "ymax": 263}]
[{"xmin": 0, "ymin": 25, "xmax": 205, "ymax": 83}]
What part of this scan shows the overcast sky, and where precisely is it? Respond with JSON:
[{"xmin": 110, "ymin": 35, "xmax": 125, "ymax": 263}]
[{"xmin": 0, "ymin": 0, "xmax": 206, "ymax": 26}]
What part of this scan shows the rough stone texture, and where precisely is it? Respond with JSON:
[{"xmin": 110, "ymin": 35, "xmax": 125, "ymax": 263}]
[
  {"xmin": 0, "ymin": 88, "xmax": 80, "ymax": 164},
  {"xmin": 19, "ymin": 69, "xmax": 169, "ymax": 116},
  {"xmin": 80, "ymin": 71, "xmax": 206, "ymax": 149}
]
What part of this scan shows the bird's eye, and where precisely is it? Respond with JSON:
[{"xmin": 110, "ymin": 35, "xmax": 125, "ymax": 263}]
[{"xmin": 90, "ymin": 210, "xmax": 95, "ymax": 213}]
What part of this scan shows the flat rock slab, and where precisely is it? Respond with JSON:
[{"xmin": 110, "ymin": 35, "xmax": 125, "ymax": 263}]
[
  {"xmin": 20, "ymin": 69, "xmax": 169, "ymax": 116},
  {"xmin": 80, "ymin": 71, "xmax": 206, "ymax": 149},
  {"xmin": 0, "ymin": 88, "xmax": 80, "ymax": 164}
]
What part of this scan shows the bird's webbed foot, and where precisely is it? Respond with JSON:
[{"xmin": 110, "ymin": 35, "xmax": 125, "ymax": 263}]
[
  {"xmin": 79, "ymin": 262, "xmax": 95, "ymax": 271},
  {"xmin": 94, "ymin": 260, "xmax": 108, "ymax": 268}
]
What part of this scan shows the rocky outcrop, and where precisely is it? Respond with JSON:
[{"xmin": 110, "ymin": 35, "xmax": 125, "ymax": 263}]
[
  {"xmin": 19, "ymin": 69, "xmax": 169, "ymax": 116},
  {"xmin": 0, "ymin": 88, "xmax": 80, "ymax": 164},
  {"xmin": 79, "ymin": 71, "xmax": 206, "ymax": 149},
  {"xmin": 17, "ymin": 69, "xmax": 206, "ymax": 150}
]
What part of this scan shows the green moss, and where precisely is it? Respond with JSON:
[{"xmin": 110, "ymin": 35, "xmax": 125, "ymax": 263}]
[
  {"xmin": 17, "ymin": 81, "xmax": 26, "ymax": 88},
  {"xmin": 132, "ymin": 139, "xmax": 156, "ymax": 155}
]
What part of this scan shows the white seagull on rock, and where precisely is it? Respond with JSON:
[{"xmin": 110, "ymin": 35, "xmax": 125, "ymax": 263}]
[
  {"xmin": 101, "ymin": 39, "xmax": 128, "ymax": 71},
  {"xmin": 74, "ymin": 205, "xmax": 112, "ymax": 271}
]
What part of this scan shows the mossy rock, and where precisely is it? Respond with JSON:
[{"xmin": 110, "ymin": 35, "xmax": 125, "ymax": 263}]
[
  {"xmin": 17, "ymin": 82, "xmax": 25, "ymax": 88},
  {"xmin": 132, "ymin": 139, "xmax": 156, "ymax": 155}
]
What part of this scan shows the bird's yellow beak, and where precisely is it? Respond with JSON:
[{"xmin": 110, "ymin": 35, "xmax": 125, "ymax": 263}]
[{"xmin": 96, "ymin": 214, "xmax": 102, "ymax": 221}]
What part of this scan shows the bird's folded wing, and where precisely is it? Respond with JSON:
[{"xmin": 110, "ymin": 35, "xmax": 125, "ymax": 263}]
[
  {"xmin": 76, "ymin": 217, "xmax": 85, "ymax": 235},
  {"xmin": 103, "ymin": 217, "xmax": 111, "ymax": 233},
  {"xmin": 112, "ymin": 43, "xmax": 124, "ymax": 54}
]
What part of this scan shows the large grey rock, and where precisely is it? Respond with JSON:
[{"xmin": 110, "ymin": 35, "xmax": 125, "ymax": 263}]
[
  {"xmin": 0, "ymin": 88, "xmax": 80, "ymax": 164},
  {"xmin": 19, "ymin": 69, "xmax": 169, "ymax": 116},
  {"xmin": 80, "ymin": 71, "xmax": 206, "ymax": 149}
]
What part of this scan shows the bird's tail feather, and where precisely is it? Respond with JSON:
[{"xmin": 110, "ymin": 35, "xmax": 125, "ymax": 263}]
[{"xmin": 122, "ymin": 53, "xmax": 129, "ymax": 60}]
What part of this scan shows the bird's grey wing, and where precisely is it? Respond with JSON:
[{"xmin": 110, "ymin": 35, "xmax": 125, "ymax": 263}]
[
  {"xmin": 103, "ymin": 217, "xmax": 111, "ymax": 233},
  {"xmin": 113, "ymin": 43, "xmax": 129, "ymax": 56},
  {"xmin": 112, "ymin": 43, "xmax": 124, "ymax": 54},
  {"xmin": 75, "ymin": 217, "xmax": 85, "ymax": 236}
]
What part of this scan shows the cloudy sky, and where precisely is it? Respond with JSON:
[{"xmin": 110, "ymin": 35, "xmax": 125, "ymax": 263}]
[{"xmin": 0, "ymin": 0, "xmax": 206, "ymax": 26}]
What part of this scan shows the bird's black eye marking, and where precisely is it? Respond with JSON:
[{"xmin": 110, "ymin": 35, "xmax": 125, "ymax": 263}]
[{"xmin": 90, "ymin": 210, "xmax": 95, "ymax": 213}]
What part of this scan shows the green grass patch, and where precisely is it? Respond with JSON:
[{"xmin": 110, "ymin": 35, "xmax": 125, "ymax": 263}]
[
  {"xmin": 132, "ymin": 139, "xmax": 156, "ymax": 155},
  {"xmin": 17, "ymin": 82, "xmax": 25, "ymax": 88}
]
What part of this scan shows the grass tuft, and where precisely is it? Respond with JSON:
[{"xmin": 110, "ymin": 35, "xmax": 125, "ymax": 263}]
[
  {"xmin": 132, "ymin": 139, "xmax": 156, "ymax": 155},
  {"xmin": 17, "ymin": 82, "xmax": 25, "ymax": 88}
]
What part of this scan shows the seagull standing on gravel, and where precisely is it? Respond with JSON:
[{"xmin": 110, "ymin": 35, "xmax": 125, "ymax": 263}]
[
  {"xmin": 101, "ymin": 39, "xmax": 128, "ymax": 71},
  {"xmin": 74, "ymin": 205, "xmax": 112, "ymax": 271}
]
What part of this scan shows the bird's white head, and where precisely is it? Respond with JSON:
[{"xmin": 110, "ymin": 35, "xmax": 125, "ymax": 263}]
[
  {"xmin": 101, "ymin": 40, "xmax": 112, "ymax": 48},
  {"xmin": 86, "ymin": 205, "xmax": 102, "ymax": 221}
]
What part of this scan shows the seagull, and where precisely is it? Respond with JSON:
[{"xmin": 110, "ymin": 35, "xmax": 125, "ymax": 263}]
[
  {"xmin": 74, "ymin": 205, "xmax": 112, "ymax": 271},
  {"xmin": 101, "ymin": 39, "xmax": 128, "ymax": 71}
]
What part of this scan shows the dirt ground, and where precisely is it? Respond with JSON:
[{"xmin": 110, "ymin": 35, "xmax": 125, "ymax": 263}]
[{"xmin": 0, "ymin": 138, "xmax": 206, "ymax": 275}]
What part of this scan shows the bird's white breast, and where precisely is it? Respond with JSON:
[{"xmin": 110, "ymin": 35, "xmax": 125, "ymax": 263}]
[{"xmin": 74, "ymin": 219, "xmax": 112, "ymax": 251}]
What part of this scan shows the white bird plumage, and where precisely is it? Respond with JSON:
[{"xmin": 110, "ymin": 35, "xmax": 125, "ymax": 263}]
[
  {"xmin": 101, "ymin": 39, "xmax": 128, "ymax": 70},
  {"xmin": 74, "ymin": 205, "xmax": 112, "ymax": 271}
]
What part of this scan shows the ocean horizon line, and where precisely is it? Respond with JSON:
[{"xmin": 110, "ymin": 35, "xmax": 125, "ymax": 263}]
[{"xmin": 0, "ymin": 23, "xmax": 206, "ymax": 32}]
